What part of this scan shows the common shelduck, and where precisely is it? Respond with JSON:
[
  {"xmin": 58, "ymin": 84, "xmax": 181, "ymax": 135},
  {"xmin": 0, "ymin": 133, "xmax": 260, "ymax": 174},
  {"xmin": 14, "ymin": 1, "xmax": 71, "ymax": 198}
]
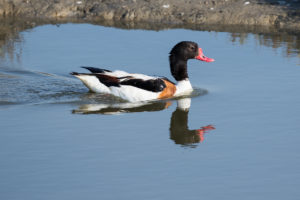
[{"xmin": 70, "ymin": 41, "xmax": 214, "ymax": 102}]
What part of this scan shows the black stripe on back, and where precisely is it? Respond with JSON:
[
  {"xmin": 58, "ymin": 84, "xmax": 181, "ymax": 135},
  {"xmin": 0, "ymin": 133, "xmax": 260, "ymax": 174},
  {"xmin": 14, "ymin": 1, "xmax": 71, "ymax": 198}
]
[
  {"xmin": 94, "ymin": 74, "xmax": 120, "ymax": 87},
  {"xmin": 81, "ymin": 66, "xmax": 112, "ymax": 73},
  {"xmin": 120, "ymin": 78, "xmax": 166, "ymax": 92}
]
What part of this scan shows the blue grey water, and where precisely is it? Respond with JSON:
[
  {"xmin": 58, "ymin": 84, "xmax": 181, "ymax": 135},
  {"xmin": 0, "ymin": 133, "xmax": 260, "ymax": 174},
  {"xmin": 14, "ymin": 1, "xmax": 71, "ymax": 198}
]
[{"xmin": 0, "ymin": 24, "xmax": 300, "ymax": 200}]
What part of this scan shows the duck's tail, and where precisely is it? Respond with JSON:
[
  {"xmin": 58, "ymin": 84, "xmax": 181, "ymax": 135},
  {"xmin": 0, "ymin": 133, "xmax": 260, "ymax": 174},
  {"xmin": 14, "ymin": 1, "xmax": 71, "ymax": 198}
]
[{"xmin": 70, "ymin": 72, "xmax": 114, "ymax": 93}]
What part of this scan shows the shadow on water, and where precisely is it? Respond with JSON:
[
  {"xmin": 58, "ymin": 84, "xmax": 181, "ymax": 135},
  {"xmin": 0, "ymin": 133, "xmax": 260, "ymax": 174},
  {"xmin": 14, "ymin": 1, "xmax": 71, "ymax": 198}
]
[
  {"xmin": 91, "ymin": 20, "xmax": 300, "ymax": 58},
  {"xmin": 0, "ymin": 19, "xmax": 35, "ymax": 64},
  {"xmin": 72, "ymin": 90, "xmax": 215, "ymax": 148},
  {"xmin": 72, "ymin": 88, "xmax": 207, "ymax": 113},
  {"xmin": 229, "ymin": 32, "xmax": 300, "ymax": 58},
  {"xmin": 0, "ymin": 19, "xmax": 299, "ymax": 65}
]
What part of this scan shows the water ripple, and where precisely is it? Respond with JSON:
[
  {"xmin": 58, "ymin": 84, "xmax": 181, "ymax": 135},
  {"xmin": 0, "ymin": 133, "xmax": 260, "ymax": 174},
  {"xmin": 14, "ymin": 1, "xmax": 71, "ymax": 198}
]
[{"xmin": 0, "ymin": 68, "xmax": 86, "ymax": 105}]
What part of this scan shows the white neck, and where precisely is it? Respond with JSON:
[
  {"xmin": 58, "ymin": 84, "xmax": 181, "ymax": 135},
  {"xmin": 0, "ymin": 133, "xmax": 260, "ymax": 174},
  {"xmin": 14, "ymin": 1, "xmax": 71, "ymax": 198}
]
[{"xmin": 175, "ymin": 79, "xmax": 193, "ymax": 96}]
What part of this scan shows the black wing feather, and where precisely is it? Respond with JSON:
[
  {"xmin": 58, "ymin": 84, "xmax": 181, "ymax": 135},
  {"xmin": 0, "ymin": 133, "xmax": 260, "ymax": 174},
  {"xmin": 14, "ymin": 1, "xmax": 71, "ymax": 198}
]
[
  {"xmin": 94, "ymin": 74, "xmax": 120, "ymax": 87},
  {"xmin": 73, "ymin": 67, "xmax": 167, "ymax": 92},
  {"xmin": 120, "ymin": 78, "xmax": 166, "ymax": 92},
  {"xmin": 81, "ymin": 66, "xmax": 112, "ymax": 73}
]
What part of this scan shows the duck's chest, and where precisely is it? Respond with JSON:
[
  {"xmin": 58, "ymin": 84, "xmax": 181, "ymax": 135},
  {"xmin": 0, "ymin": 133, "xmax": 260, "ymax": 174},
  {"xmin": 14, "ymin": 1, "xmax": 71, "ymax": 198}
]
[{"xmin": 174, "ymin": 79, "xmax": 193, "ymax": 96}]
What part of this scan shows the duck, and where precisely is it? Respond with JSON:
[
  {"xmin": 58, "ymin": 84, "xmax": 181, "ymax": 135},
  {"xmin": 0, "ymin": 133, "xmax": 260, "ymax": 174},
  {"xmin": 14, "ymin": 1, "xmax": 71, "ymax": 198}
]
[{"xmin": 70, "ymin": 41, "xmax": 214, "ymax": 102}]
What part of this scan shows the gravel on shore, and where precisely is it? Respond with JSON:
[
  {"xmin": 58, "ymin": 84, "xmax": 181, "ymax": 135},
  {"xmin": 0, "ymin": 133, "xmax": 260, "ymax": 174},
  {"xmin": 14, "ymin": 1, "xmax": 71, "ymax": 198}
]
[{"xmin": 0, "ymin": 0, "xmax": 300, "ymax": 33}]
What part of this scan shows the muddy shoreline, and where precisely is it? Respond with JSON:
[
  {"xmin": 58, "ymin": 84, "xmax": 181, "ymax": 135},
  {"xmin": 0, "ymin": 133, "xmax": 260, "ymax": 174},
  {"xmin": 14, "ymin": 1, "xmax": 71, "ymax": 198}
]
[{"xmin": 0, "ymin": 0, "xmax": 300, "ymax": 33}]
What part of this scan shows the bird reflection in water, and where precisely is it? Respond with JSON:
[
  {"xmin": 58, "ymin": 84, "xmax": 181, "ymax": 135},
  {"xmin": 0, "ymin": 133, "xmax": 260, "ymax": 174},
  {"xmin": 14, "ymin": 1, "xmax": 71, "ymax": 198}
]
[
  {"xmin": 72, "ymin": 97, "xmax": 215, "ymax": 146},
  {"xmin": 169, "ymin": 98, "xmax": 215, "ymax": 147}
]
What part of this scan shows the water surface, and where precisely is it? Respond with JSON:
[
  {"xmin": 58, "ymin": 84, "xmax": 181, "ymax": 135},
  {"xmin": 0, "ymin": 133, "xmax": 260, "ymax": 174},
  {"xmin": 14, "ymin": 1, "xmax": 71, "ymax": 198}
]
[{"xmin": 0, "ymin": 24, "xmax": 300, "ymax": 200}]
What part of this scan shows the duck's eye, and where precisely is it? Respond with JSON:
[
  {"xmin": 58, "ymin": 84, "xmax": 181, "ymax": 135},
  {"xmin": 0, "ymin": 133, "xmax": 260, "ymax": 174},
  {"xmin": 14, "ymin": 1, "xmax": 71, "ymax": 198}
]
[{"xmin": 190, "ymin": 46, "xmax": 195, "ymax": 50}]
